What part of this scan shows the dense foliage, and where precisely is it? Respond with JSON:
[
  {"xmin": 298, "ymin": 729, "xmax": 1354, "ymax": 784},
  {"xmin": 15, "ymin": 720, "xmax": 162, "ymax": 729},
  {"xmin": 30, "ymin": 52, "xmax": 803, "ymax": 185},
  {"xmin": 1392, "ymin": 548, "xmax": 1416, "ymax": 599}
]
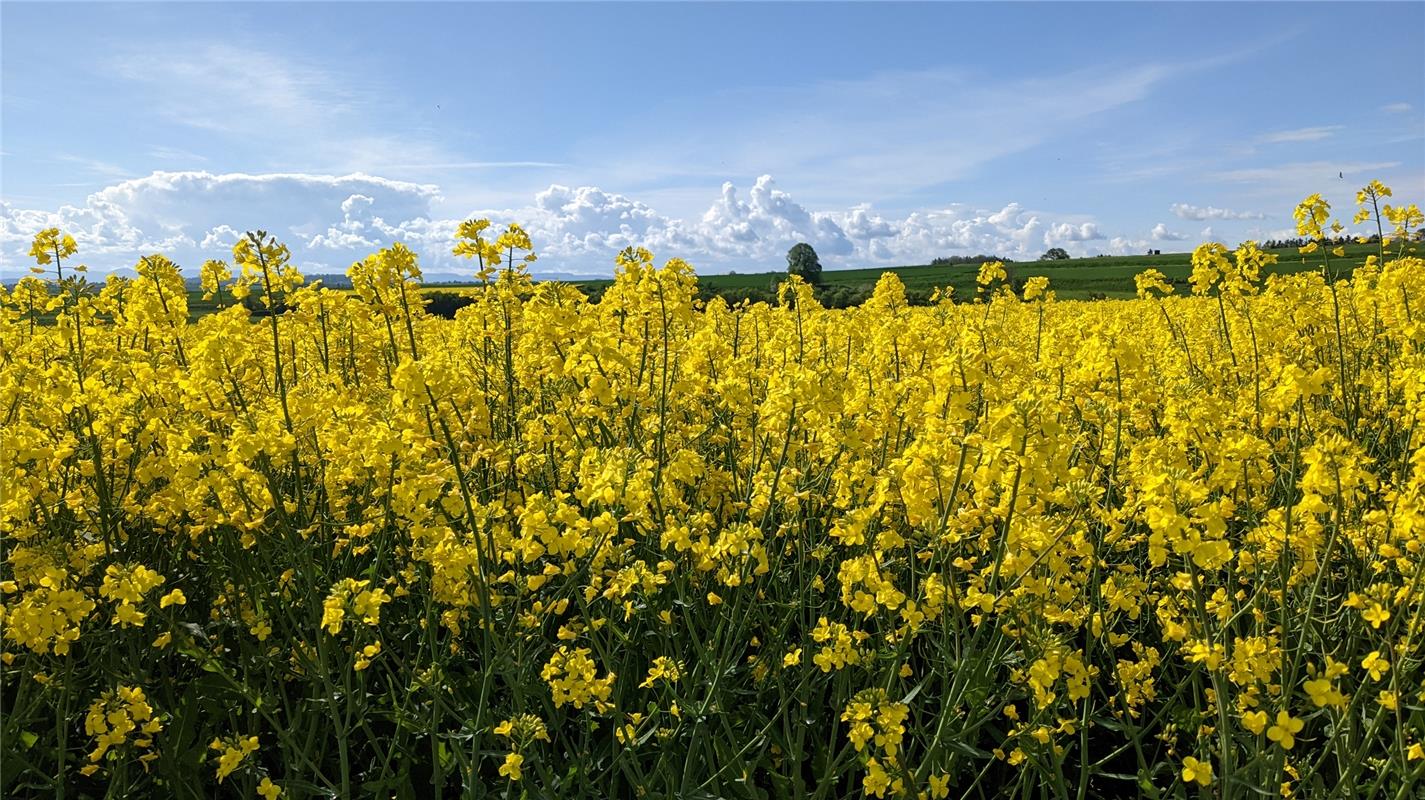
[
  {"xmin": 787, "ymin": 242, "xmax": 823, "ymax": 285},
  {"xmin": 3, "ymin": 186, "xmax": 1425, "ymax": 799}
]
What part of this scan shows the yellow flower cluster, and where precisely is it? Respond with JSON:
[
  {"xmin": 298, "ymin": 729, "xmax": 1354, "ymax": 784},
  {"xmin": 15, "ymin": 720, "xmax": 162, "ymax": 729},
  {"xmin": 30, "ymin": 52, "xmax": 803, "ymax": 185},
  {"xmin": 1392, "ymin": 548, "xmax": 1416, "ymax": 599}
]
[
  {"xmin": 98, "ymin": 563, "xmax": 164, "ymax": 628},
  {"xmin": 842, "ymin": 689, "xmax": 909, "ymax": 757},
  {"xmin": 493, "ymin": 713, "xmax": 550, "ymax": 782},
  {"xmin": 210, "ymin": 734, "xmax": 260, "ymax": 782},
  {"xmin": 2, "ymin": 183, "xmax": 1423, "ymax": 796},
  {"xmin": 1, "ymin": 568, "xmax": 95, "ymax": 654},
  {"xmin": 82, "ymin": 685, "xmax": 161, "ymax": 774},
  {"xmin": 541, "ymin": 645, "xmax": 616, "ymax": 711},
  {"xmin": 320, "ymin": 578, "xmax": 391, "ymax": 635}
]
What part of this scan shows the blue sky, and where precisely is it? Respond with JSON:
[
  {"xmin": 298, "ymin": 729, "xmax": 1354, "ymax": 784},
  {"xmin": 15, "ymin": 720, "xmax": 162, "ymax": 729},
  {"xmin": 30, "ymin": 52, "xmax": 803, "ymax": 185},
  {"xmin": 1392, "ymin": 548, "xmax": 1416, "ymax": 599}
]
[{"xmin": 2, "ymin": 1, "xmax": 1422, "ymax": 278}]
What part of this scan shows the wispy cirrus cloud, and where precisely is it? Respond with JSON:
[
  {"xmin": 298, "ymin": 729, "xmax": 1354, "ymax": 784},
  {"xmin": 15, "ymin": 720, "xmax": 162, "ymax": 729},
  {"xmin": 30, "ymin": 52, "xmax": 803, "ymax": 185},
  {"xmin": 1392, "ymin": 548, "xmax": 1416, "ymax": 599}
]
[
  {"xmin": 586, "ymin": 61, "xmax": 1182, "ymax": 210},
  {"xmin": 376, "ymin": 161, "xmax": 568, "ymax": 171},
  {"xmin": 109, "ymin": 43, "xmax": 360, "ymax": 138},
  {"xmin": 1210, "ymin": 160, "xmax": 1400, "ymax": 189},
  {"xmin": 1257, "ymin": 125, "xmax": 1343, "ymax": 144},
  {"xmin": 55, "ymin": 154, "xmax": 132, "ymax": 179},
  {"xmin": 147, "ymin": 145, "xmax": 210, "ymax": 164},
  {"xmin": 1170, "ymin": 203, "xmax": 1265, "ymax": 221},
  {"xmin": 104, "ymin": 41, "xmax": 561, "ymax": 186}
]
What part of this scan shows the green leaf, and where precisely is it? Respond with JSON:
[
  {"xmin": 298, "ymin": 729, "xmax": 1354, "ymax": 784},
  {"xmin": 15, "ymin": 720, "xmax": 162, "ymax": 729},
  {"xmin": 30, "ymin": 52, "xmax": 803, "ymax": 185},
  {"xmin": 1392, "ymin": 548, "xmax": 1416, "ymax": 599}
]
[{"xmin": 900, "ymin": 679, "xmax": 926, "ymax": 705}]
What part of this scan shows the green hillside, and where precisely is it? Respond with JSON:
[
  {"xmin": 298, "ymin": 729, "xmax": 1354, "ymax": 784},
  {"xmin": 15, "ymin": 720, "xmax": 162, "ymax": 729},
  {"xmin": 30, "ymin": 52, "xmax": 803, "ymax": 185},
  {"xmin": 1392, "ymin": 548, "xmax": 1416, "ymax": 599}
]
[
  {"xmin": 79, "ymin": 240, "xmax": 1411, "ymax": 323},
  {"xmin": 562, "ymin": 240, "xmax": 1409, "ymax": 303}
]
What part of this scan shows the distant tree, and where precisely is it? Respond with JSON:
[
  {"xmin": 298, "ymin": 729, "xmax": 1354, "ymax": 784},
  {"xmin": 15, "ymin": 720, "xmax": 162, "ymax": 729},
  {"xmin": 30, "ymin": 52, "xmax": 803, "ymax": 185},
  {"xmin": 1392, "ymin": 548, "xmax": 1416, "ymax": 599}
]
[
  {"xmin": 423, "ymin": 291, "xmax": 475, "ymax": 319},
  {"xmin": 930, "ymin": 254, "xmax": 1003, "ymax": 267},
  {"xmin": 1040, "ymin": 247, "xmax": 1070, "ymax": 261},
  {"xmin": 786, "ymin": 242, "xmax": 823, "ymax": 284}
]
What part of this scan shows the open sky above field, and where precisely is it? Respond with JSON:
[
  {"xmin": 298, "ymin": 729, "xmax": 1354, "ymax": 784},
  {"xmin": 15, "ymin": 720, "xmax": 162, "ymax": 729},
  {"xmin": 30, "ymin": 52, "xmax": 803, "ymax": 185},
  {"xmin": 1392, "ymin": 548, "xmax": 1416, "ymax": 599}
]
[{"xmin": 2, "ymin": 1, "xmax": 1422, "ymax": 278}]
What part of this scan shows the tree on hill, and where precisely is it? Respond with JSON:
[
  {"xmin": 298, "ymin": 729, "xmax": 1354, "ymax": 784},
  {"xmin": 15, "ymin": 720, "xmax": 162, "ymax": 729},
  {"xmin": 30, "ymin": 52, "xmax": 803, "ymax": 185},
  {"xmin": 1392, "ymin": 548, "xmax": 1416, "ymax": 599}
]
[
  {"xmin": 786, "ymin": 242, "xmax": 822, "ymax": 285},
  {"xmin": 930, "ymin": 254, "xmax": 1002, "ymax": 266},
  {"xmin": 1040, "ymin": 247, "xmax": 1070, "ymax": 261}
]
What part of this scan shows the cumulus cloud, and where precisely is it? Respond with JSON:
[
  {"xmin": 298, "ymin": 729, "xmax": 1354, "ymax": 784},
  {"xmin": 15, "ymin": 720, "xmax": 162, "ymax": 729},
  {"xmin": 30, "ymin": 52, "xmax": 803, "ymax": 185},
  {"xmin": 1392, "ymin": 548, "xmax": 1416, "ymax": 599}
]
[
  {"xmin": 1, "ymin": 171, "xmax": 442, "ymax": 273},
  {"xmin": 1170, "ymin": 203, "xmax": 1265, "ymax": 221},
  {"xmin": 199, "ymin": 225, "xmax": 242, "ymax": 250},
  {"xmin": 842, "ymin": 205, "xmax": 897, "ymax": 240},
  {"xmin": 1150, "ymin": 223, "xmax": 1186, "ymax": 241},
  {"xmin": 1108, "ymin": 236, "xmax": 1150, "ymax": 256},
  {"xmin": 3, "ymin": 170, "xmax": 1129, "ymax": 277},
  {"xmin": 697, "ymin": 176, "xmax": 854, "ymax": 258},
  {"xmin": 1046, "ymin": 222, "xmax": 1104, "ymax": 243},
  {"xmin": 530, "ymin": 184, "xmax": 686, "ymax": 256},
  {"xmin": 842, "ymin": 204, "xmax": 1049, "ymax": 263},
  {"xmin": 308, "ymin": 195, "xmax": 383, "ymax": 251}
]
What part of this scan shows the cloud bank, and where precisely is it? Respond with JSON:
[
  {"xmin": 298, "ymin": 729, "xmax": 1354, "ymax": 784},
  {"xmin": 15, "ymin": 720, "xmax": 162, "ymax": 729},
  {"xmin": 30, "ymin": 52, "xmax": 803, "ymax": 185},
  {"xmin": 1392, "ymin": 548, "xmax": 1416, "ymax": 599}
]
[{"xmin": 4, "ymin": 170, "xmax": 1182, "ymax": 278}]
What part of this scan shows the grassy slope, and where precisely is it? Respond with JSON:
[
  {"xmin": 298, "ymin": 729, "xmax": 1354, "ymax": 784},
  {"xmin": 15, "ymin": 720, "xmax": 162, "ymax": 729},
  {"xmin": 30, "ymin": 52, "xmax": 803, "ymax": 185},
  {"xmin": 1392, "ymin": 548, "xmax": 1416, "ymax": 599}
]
[
  {"xmin": 564, "ymin": 241, "xmax": 1407, "ymax": 300},
  {"xmin": 166, "ymin": 241, "xmax": 1411, "ymax": 315}
]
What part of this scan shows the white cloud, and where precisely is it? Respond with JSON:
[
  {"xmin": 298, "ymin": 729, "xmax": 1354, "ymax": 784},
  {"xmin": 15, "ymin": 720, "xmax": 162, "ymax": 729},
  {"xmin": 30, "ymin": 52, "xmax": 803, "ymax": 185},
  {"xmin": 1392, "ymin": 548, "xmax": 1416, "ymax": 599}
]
[
  {"xmin": 2, "ymin": 170, "xmax": 1129, "ymax": 277},
  {"xmin": 843, "ymin": 205, "xmax": 897, "ymax": 240},
  {"xmin": 1108, "ymin": 236, "xmax": 1151, "ymax": 255},
  {"xmin": 308, "ymin": 195, "xmax": 383, "ymax": 251},
  {"xmin": 523, "ymin": 184, "xmax": 688, "ymax": 257},
  {"xmin": 1382, "ymin": 102, "xmax": 1413, "ymax": 114},
  {"xmin": 1170, "ymin": 203, "xmax": 1265, "ymax": 220},
  {"xmin": 696, "ymin": 176, "xmax": 854, "ymax": 258},
  {"xmin": 1257, "ymin": 126, "xmax": 1343, "ymax": 144},
  {"xmin": 1046, "ymin": 222, "xmax": 1104, "ymax": 243},
  {"xmin": 0, "ymin": 171, "xmax": 441, "ymax": 273},
  {"xmin": 199, "ymin": 225, "xmax": 241, "ymax": 250},
  {"xmin": 838, "ymin": 204, "xmax": 1049, "ymax": 263},
  {"xmin": 1151, "ymin": 223, "xmax": 1186, "ymax": 241}
]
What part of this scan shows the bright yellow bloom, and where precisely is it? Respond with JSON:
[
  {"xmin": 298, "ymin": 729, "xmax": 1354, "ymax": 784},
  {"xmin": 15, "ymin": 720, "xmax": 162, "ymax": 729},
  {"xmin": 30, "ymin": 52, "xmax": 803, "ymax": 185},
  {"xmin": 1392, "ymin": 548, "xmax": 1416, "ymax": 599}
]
[
  {"xmin": 976, "ymin": 261, "xmax": 1007, "ymax": 287},
  {"xmin": 1181, "ymin": 756, "xmax": 1213, "ymax": 786},
  {"xmin": 1361, "ymin": 651, "xmax": 1389, "ymax": 681},
  {"xmin": 1242, "ymin": 710, "xmax": 1268, "ymax": 735},
  {"xmin": 1361, "ymin": 603, "xmax": 1390, "ymax": 628},
  {"xmin": 1134, "ymin": 268, "xmax": 1174, "ymax": 298},
  {"xmin": 1267, "ymin": 711, "xmax": 1304, "ymax": 750},
  {"xmin": 29, "ymin": 227, "xmax": 78, "ymax": 267},
  {"xmin": 498, "ymin": 752, "xmax": 524, "ymax": 781}
]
